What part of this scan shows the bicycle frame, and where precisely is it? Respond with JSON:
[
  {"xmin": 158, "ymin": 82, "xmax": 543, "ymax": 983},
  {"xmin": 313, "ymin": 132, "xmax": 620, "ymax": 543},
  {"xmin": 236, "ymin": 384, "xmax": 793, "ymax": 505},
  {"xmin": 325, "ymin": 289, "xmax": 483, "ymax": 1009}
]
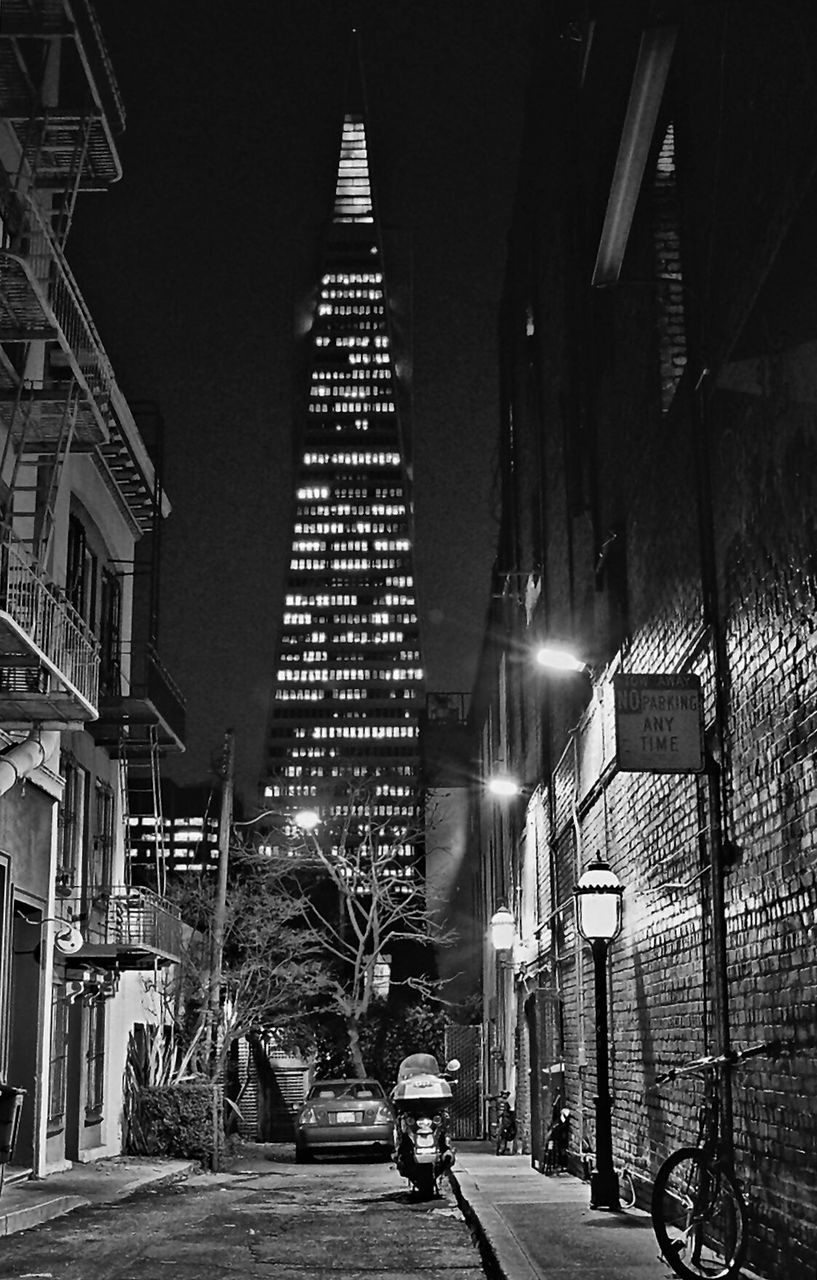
[
  {"xmin": 656, "ymin": 1038, "xmax": 793, "ymax": 1162},
  {"xmin": 689, "ymin": 1060, "xmax": 728, "ymax": 1172},
  {"xmin": 651, "ymin": 1039, "xmax": 793, "ymax": 1280}
]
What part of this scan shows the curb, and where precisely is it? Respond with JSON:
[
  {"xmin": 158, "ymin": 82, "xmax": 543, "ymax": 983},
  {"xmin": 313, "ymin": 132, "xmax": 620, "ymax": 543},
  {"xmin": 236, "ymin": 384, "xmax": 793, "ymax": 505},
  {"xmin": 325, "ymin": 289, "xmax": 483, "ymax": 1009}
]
[
  {"xmin": 0, "ymin": 1160, "xmax": 199, "ymax": 1238},
  {"xmin": 448, "ymin": 1167, "xmax": 539, "ymax": 1280},
  {"xmin": 103, "ymin": 1163, "xmax": 200, "ymax": 1201},
  {"xmin": 0, "ymin": 1194, "xmax": 89, "ymax": 1238}
]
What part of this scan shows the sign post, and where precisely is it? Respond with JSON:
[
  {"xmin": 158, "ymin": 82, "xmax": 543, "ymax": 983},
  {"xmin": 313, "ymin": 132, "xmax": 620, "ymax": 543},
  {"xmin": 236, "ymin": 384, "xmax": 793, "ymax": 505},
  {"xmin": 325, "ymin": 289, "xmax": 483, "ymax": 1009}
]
[{"xmin": 614, "ymin": 673, "xmax": 704, "ymax": 773}]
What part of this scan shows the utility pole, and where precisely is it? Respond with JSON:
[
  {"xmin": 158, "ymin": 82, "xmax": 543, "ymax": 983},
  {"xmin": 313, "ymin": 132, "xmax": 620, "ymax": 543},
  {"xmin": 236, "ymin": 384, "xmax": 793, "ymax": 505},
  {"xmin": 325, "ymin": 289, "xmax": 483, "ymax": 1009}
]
[{"xmin": 208, "ymin": 728, "xmax": 235, "ymax": 1171}]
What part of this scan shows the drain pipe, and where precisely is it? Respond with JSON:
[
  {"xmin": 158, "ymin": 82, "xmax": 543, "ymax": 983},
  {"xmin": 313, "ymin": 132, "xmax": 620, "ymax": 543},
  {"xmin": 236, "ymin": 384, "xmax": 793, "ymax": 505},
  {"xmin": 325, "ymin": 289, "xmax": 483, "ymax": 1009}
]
[{"xmin": 0, "ymin": 730, "xmax": 60, "ymax": 797}]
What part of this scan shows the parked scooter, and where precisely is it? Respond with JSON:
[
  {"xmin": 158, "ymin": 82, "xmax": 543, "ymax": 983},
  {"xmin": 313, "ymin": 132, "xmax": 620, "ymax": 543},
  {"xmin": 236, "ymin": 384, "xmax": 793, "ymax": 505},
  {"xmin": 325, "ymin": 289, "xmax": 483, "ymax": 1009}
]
[{"xmin": 391, "ymin": 1053, "xmax": 460, "ymax": 1199}]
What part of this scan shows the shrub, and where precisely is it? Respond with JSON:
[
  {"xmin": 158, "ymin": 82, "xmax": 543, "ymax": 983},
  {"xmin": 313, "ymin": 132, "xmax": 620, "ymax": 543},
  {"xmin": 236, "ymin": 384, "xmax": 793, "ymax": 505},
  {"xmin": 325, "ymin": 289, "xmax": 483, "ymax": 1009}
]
[{"xmin": 128, "ymin": 1082, "xmax": 214, "ymax": 1164}]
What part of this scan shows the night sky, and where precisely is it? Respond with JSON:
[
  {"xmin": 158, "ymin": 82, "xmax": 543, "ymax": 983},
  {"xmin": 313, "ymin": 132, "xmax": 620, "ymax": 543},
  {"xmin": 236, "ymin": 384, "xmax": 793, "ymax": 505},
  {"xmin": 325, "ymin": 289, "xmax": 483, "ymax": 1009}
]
[{"xmin": 68, "ymin": 1, "xmax": 539, "ymax": 803}]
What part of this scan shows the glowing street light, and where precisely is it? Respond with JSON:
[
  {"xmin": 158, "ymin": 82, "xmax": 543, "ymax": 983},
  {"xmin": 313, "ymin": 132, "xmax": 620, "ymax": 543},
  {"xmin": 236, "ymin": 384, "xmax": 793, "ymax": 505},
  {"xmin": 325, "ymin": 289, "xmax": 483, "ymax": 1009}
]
[
  {"xmin": 489, "ymin": 902, "xmax": 516, "ymax": 952},
  {"xmin": 293, "ymin": 808, "xmax": 321, "ymax": 832},
  {"xmin": 535, "ymin": 644, "xmax": 587, "ymax": 673},
  {"xmin": 487, "ymin": 774, "xmax": 522, "ymax": 798},
  {"xmin": 575, "ymin": 858, "xmax": 623, "ymax": 943}
]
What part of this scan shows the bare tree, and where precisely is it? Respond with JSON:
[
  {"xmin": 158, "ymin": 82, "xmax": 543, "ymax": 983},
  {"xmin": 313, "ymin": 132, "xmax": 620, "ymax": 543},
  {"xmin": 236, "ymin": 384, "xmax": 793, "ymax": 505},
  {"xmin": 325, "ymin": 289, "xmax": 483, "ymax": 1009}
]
[
  {"xmin": 254, "ymin": 780, "xmax": 456, "ymax": 1078},
  {"xmin": 167, "ymin": 855, "xmax": 333, "ymax": 1083}
]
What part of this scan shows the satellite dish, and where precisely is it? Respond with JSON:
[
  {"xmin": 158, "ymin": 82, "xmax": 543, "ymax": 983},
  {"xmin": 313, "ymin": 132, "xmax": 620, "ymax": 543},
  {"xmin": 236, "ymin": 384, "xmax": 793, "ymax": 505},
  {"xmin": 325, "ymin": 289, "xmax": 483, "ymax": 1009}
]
[{"xmin": 54, "ymin": 924, "xmax": 84, "ymax": 956}]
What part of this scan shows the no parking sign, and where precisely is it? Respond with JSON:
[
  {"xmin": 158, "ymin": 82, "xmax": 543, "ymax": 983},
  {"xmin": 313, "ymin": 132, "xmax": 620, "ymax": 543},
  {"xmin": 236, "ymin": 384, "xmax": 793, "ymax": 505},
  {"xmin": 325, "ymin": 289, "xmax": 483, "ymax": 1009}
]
[{"xmin": 613, "ymin": 673, "xmax": 704, "ymax": 773}]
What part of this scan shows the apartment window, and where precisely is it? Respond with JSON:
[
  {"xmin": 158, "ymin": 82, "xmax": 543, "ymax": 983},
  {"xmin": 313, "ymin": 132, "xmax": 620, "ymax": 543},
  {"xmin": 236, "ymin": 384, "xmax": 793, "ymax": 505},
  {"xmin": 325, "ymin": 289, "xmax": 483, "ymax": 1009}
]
[
  {"xmin": 66, "ymin": 514, "xmax": 97, "ymax": 626},
  {"xmin": 67, "ymin": 511, "xmax": 121, "ymax": 670},
  {"xmin": 57, "ymin": 754, "xmax": 86, "ymax": 889},
  {"xmin": 48, "ymin": 981, "xmax": 69, "ymax": 1131},
  {"xmin": 98, "ymin": 567, "xmax": 122, "ymax": 697},
  {"xmin": 90, "ymin": 781, "xmax": 114, "ymax": 899},
  {"xmin": 85, "ymin": 1001, "xmax": 105, "ymax": 1122}
]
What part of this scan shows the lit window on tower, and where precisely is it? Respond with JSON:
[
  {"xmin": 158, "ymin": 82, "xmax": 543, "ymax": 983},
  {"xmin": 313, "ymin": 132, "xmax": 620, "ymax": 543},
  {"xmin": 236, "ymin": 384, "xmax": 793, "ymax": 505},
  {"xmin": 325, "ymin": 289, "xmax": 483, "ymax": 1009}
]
[{"xmin": 265, "ymin": 90, "xmax": 422, "ymax": 872}]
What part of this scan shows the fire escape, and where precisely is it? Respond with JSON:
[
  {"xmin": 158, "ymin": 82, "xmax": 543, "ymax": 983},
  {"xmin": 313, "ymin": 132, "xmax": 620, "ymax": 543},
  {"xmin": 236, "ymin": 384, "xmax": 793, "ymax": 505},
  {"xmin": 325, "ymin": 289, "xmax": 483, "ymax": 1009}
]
[
  {"xmin": 87, "ymin": 400, "xmax": 188, "ymax": 902},
  {"xmin": 0, "ymin": 1, "xmax": 185, "ymax": 965},
  {"xmin": 0, "ymin": 0, "xmax": 125, "ymax": 725}
]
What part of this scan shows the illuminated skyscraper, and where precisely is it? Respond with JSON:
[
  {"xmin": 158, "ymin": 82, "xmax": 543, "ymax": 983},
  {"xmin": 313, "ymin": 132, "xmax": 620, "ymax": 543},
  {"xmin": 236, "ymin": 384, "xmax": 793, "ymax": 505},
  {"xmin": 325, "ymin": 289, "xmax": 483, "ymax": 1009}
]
[{"xmin": 262, "ymin": 70, "xmax": 423, "ymax": 860}]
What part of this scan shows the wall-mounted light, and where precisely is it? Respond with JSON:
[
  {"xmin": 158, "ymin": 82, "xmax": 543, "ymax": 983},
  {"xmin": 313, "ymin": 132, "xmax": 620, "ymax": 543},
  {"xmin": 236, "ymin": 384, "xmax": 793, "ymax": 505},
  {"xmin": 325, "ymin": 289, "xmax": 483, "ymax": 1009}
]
[
  {"xmin": 489, "ymin": 902, "xmax": 516, "ymax": 952},
  {"xmin": 54, "ymin": 923, "xmax": 84, "ymax": 956},
  {"xmin": 535, "ymin": 644, "xmax": 588, "ymax": 674},
  {"xmin": 487, "ymin": 774, "xmax": 523, "ymax": 799}
]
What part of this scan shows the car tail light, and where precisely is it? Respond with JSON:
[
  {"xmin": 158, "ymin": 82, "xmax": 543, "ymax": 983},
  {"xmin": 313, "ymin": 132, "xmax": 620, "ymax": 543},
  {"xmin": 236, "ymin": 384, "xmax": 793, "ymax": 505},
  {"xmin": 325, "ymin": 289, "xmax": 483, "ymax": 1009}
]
[
  {"xmin": 373, "ymin": 1105, "xmax": 393, "ymax": 1124},
  {"xmin": 298, "ymin": 1107, "xmax": 318, "ymax": 1126}
]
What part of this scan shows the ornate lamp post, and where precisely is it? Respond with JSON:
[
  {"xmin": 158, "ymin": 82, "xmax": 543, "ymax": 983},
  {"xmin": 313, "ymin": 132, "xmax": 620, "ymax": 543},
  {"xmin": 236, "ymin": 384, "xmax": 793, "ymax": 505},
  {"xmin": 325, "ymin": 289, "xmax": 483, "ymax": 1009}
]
[
  {"xmin": 575, "ymin": 856, "xmax": 624, "ymax": 1211},
  {"xmin": 489, "ymin": 902, "xmax": 516, "ymax": 953}
]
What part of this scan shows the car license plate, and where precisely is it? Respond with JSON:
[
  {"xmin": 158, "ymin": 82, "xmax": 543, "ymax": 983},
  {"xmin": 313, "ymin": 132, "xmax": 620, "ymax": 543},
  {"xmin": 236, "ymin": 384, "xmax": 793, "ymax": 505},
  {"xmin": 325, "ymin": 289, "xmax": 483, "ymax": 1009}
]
[{"xmin": 335, "ymin": 1110, "xmax": 358, "ymax": 1124}]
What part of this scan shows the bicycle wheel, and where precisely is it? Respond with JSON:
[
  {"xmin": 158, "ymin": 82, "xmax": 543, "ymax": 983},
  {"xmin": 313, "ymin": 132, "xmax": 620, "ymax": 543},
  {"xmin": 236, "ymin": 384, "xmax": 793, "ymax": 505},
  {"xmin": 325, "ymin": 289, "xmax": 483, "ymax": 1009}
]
[{"xmin": 651, "ymin": 1147, "xmax": 747, "ymax": 1280}]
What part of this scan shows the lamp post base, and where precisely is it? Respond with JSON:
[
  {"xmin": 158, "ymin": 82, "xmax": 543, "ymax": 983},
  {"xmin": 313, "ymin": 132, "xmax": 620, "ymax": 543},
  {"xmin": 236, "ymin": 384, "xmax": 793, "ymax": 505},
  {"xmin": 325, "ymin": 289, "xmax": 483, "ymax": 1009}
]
[{"xmin": 590, "ymin": 1168, "xmax": 621, "ymax": 1212}]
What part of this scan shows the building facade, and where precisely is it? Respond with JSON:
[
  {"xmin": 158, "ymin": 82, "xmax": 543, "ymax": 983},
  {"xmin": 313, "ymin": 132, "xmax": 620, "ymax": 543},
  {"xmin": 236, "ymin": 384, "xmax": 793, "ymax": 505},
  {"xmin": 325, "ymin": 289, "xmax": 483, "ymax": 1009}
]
[
  {"xmin": 0, "ymin": 0, "xmax": 185, "ymax": 1176},
  {"xmin": 471, "ymin": 6, "xmax": 817, "ymax": 1280},
  {"xmin": 127, "ymin": 781, "xmax": 219, "ymax": 885},
  {"xmin": 262, "ymin": 57, "xmax": 423, "ymax": 866}
]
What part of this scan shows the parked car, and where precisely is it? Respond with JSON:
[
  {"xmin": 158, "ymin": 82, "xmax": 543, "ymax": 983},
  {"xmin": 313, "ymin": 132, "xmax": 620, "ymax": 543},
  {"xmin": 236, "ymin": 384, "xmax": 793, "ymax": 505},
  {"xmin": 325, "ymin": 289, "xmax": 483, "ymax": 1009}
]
[{"xmin": 294, "ymin": 1079, "xmax": 395, "ymax": 1161}]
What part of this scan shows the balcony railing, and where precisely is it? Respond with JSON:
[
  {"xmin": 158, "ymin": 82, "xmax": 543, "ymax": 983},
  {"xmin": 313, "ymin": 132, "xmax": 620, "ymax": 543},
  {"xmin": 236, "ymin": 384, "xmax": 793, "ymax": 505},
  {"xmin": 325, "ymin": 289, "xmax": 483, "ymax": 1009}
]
[
  {"xmin": 105, "ymin": 885, "xmax": 182, "ymax": 962},
  {"xmin": 0, "ymin": 526, "xmax": 99, "ymax": 722},
  {"xmin": 60, "ymin": 884, "xmax": 183, "ymax": 967},
  {"xmin": 143, "ymin": 644, "xmax": 186, "ymax": 747},
  {"xmin": 90, "ymin": 642, "xmax": 186, "ymax": 754},
  {"xmin": 0, "ymin": 192, "xmax": 116, "ymax": 444},
  {"xmin": 73, "ymin": 0, "xmax": 127, "ymax": 135},
  {"xmin": 0, "ymin": 1, "xmax": 125, "ymax": 190}
]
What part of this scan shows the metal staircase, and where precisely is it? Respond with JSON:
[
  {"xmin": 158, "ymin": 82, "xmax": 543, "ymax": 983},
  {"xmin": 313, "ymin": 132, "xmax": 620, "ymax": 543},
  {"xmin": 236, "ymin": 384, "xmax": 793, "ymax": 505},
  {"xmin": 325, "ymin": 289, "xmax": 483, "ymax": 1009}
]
[
  {"xmin": 0, "ymin": 368, "xmax": 81, "ymax": 563},
  {"xmin": 119, "ymin": 723, "xmax": 168, "ymax": 897}
]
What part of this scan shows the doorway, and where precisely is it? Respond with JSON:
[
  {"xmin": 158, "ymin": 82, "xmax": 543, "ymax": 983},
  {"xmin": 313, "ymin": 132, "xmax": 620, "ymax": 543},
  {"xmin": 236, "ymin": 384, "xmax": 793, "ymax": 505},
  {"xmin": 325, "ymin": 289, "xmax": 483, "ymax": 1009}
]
[{"xmin": 7, "ymin": 899, "xmax": 43, "ymax": 1169}]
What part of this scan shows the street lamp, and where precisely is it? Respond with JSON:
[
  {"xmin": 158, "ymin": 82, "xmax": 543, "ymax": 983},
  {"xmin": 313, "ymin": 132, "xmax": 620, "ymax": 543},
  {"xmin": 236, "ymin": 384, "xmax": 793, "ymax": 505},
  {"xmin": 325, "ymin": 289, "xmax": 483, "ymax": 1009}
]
[
  {"xmin": 489, "ymin": 901, "xmax": 516, "ymax": 952},
  {"xmin": 487, "ymin": 773, "xmax": 522, "ymax": 798},
  {"xmin": 535, "ymin": 643, "xmax": 587, "ymax": 673},
  {"xmin": 575, "ymin": 856, "xmax": 624, "ymax": 1211},
  {"xmin": 243, "ymin": 806, "xmax": 322, "ymax": 857},
  {"xmin": 293, "ymin": 807, "xmax": 321, "ymax": 832}
]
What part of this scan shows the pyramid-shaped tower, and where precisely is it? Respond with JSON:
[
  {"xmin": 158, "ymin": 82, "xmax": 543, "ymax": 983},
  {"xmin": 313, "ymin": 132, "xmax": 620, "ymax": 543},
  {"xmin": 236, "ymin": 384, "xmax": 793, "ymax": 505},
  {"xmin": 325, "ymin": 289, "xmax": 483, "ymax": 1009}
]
[{"xmin": 262, "ymin": 49, "xmax": 424, "ymax": 858}]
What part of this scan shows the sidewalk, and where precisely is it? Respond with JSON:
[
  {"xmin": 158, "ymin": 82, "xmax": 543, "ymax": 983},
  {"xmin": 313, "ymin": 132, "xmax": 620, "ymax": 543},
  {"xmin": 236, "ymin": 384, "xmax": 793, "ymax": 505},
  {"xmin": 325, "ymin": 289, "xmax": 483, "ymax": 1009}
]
[
  {"xmin": 0, "ymin": 1155, "xmax": 198, "ymax": 1237},
  {"xmin": 448, "ymin": 1142, "xmax": 675, "ymax": 1280}
]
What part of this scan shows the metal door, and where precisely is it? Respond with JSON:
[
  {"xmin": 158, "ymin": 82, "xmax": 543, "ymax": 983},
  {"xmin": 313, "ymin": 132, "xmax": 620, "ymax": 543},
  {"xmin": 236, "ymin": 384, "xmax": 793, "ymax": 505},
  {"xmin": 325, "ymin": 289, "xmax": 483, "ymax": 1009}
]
[
  {"xmin": 526, "ymin": 987, "xmax": 564, "ymax": 1170},
  {"xmin": 444, "ymin": 1024, "xmax": 483, "ymax": 1139}
]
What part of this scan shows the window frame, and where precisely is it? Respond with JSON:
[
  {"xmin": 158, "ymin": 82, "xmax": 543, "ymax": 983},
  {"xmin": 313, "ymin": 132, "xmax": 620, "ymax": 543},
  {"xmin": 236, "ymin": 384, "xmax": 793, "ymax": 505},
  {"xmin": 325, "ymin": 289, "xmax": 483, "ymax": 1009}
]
[
  {"xmin": 84, "ymin": 999, "xmax": 105, "ymax": 1124},
  {"xmin": 47, "ymin": 979, "xmax": 69, "ymax": 1133},
  {"xmin": 56, "ymin": 753, "xmax": 87, "ymax": 890}
]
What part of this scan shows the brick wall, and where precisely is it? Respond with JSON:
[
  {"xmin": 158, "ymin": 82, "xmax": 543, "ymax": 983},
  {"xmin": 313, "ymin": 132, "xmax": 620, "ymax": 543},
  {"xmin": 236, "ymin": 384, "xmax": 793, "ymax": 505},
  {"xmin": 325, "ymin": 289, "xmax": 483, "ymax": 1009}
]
[{"xmin": 477, "ymin": 7, "xmax": 817, "ymax": 1278}]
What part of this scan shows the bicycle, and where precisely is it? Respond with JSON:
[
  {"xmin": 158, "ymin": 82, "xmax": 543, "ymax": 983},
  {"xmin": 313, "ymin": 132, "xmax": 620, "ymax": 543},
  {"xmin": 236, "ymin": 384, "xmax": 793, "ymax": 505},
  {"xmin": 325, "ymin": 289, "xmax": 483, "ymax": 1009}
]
[
  {"xmin": 488, "ymin": 1093, "xmax": 516, "ymax": 1155},
  {"xmin": 650, "ymin": 1038, "xmax": 793, "ymax": 1280}
]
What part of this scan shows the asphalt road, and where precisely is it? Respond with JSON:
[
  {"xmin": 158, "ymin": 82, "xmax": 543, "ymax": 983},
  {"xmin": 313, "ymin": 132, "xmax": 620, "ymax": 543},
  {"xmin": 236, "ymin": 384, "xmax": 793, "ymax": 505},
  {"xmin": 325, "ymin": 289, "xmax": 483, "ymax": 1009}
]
[{"xmin": 0, "ymin": 1151, "xmax": 487, "ymax": 1280}]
